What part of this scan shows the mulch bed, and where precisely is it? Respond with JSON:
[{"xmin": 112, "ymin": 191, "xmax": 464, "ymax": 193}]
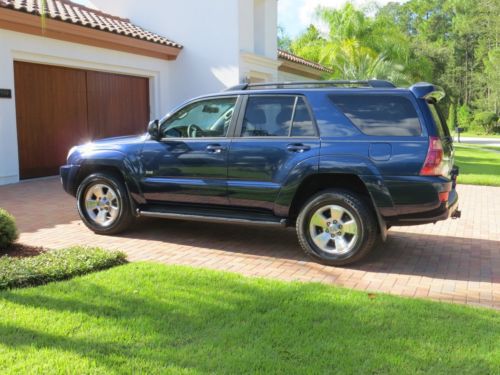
[{"xmin": 0, "ymin": 243, "xmax": 46, "ymax": 258}]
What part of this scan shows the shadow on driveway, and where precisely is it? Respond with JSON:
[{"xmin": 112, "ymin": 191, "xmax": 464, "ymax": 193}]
[{"xmin": 115, "ymin": 217, "xmax": 499, "ymax": 284}]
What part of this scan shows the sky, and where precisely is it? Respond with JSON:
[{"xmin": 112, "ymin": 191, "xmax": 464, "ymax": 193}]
[{"xmin": 278, "ymin": 0, "xmax": 408, "ymax": 37}]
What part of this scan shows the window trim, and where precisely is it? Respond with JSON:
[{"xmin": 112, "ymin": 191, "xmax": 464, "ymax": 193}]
[
  {"xmin": 234, "ymin": 94, "xmax": 320, "ymax": 139},
  {"xmin": 328, "ymin": 93, "xmax": 424, "ymax": 137},
  {"xmin": 158, "ymin": 95, "xmax": 241, "ymax": 141}
]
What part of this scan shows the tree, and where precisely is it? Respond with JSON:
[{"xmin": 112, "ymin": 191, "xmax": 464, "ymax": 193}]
[
  {"xmin": 448, "ymin": 102, "xmax": 457, "ymax": 130},
  {"xmin": 472, "ymin": 112, "xmax": 499, "ymax": 134},
  {"xmin": 290, "ymin": 4, "xmax": 410, "ymax": 84},
  {"xmin": 457, "ymin": 104, "xmax": 473, "ymax": 128},
  {"xmin": 277, "ymin": 25, "xmax": 292, "ymax": 52}
]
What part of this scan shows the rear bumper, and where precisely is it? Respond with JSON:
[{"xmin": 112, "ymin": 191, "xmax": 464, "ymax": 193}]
[
  {"xmin": 60, "ymin": 164, "xmax": 80, "ymax": 196},
  {"xmin": 385, "ymin": 167, "xmax": 460, "ymax": 226},
  {"xmin": 388, "ymin": 188, "xmax": 459, "ymax": 225}
]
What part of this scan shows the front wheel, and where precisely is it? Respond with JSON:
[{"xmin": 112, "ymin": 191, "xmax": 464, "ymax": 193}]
[
  {"xmin": 76, "ymin": 173, "xmax": 134, "ymax": 235},
  {"xmin": 296, "ymin": 189, "xmax": 378, "ymax": 266}
]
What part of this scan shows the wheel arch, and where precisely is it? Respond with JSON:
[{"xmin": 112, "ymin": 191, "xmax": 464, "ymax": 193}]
[
  {"xmin": 72, "ymin": 157, "xmax": 145, "ymax": 211},
  {"xmin": 288, "ymin": 173, "xmax": 389, "ymax": 240}
]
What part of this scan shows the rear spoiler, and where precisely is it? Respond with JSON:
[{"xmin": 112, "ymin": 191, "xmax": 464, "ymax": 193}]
[{"xmin": 409, "ymin": 82, "xmax": 445, "ymax": 102}]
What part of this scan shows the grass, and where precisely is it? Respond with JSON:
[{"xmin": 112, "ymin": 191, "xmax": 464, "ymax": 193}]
[
  {"xmin": 482, "ymin": 145, "xmax": 500, "ymax": 152},
  {"xmin": 453, "ymin": 132, "xmax": 500, "ymax": 138},
  {"xmin": 454, "ymin": 144, "xmax": 500, "ymax": 186},
  {"xmin": 0, "ymin": 247, "xmax": 126, "ymax": 290},
  {"xmin": 0, "ymin": 263, "xmax": 498, "ymax": 374}
]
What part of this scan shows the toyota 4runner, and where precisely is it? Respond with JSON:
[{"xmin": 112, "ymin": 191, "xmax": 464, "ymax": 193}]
[{"xmin": 61, "ymin": 80, "xmax": 460, "ymax": 266}]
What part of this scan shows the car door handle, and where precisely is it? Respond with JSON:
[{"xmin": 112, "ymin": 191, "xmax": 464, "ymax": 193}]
[
  {"xmin": 287, "ymin": 143, "xmax": 311, "ymax": 153},
  {"xmin": 206, "ymin": 144, "xmax": 226, "ymax": 153}
]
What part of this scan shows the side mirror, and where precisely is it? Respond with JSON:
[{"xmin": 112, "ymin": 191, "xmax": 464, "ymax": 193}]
[{"xmin": 147, "ymin": 119, "xmax": 160, "ymax": 140}]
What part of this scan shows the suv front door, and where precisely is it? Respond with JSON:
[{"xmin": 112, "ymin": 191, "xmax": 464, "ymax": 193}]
[
  {"xmin": 227, "ymin": 94, "xmax": 320, "ymax": 212},
  {"xmin": 140, "ymin": 96, "xmax": 239, "ymax": 205}
]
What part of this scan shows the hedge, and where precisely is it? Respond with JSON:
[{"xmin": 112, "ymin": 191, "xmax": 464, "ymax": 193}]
[{"xmin": 0, "ymin": 247, "xmax": 127, "ymax": 290}]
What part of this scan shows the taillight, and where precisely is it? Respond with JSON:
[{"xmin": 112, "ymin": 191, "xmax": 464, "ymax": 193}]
[
  {"xmin": 420, "ymin": 136, "xmax": 445, "ymax": 176},
  {"xmin": 438, "ymin": 191, "xmax": 449, "ymax": 202}
]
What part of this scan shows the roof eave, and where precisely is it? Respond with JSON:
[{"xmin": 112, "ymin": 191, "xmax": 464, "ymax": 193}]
[
  {"xmin": 278, "ymin": 59, "xmax": 329, "ymax": 80},
  {"xmin": 0, "ymin": 7, "xmax": 181, "ymax": 61}
]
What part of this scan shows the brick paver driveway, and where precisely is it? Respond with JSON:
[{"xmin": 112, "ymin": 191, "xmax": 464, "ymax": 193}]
[{"xmin": 1, "ymin": 177, "xmax": 499, "ymax": 309}]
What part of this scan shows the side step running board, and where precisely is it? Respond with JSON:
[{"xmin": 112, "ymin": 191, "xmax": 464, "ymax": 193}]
[{"xmin": 138, "ymin": 210, "xmax": 287, "ymax": 227}]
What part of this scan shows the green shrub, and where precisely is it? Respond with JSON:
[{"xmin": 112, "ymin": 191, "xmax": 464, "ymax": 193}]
[
  {"xmin": 0, "ymin": 208, "xmax": 18, "ymax": 249},
  {"xmin": 457, "ymin": 104, "xmax": 473, "ymax": 128},
  {"xmin": 0, "ymin": 247, "xmax": 127, "ymax": 290},
  {"xmin": 447, "ymin": 102, "xmax": 457, "ymax": 130},
  {"xmin": 472, "ymin": 111, "xmax": 499, "ymax": 134}
]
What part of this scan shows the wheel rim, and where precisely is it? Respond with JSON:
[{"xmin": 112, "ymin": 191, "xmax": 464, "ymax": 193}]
[
  {"xmin": 308, "ymin": 204, "xmax": 359, "ymax": 255},
  {"xmin": 84, "ymin": 183, "xmax": 120, "ymax": 227}
]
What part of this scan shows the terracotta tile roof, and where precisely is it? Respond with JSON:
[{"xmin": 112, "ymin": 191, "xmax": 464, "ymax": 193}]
[
  {"xmin": 278, "ymin": 49, "xmax": 332, "ymax": 73},
  {"xmin": 0, "ymin": 0, "xmax": 182, "ymax": 49}
]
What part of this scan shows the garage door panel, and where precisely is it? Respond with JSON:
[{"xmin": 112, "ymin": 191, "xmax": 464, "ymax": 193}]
[
  {"xmin": 14, "ymin": 62, "xmax": 150, "ymax": 179},
  {"xmin": 14, "ymin": 62, "xmax": 89, "ymax": 179},
  {"xmin": 87, "ymin": 71, "xmax": 149, "ymax": 140}
]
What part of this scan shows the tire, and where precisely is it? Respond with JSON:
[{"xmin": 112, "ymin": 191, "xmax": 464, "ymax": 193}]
[
  {"xmin": 76, "ymin": 173, "xmax": 134, "ymax": 235},
  {"xmin": 296, "ymin": 189, "xmax": 378, "ymax": 266}
]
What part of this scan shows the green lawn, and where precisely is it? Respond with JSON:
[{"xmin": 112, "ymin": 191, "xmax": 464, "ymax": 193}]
[
  {"xmin": 0, "ymin": 263, "xmax": 498, "ymax": 374},
  {"xmin": 455, "ymin": 144, "xmax": 500, "ymax": 186},
  {"xmin": 483, "ymin": 145, "xmax": 500, "ymax": 152},
  {"xmin": 453, "ymin": 132, "xmax": 500, "ymax": 138}
]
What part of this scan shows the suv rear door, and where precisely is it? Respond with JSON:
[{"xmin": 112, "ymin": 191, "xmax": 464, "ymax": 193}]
[{"xmin": 227, "ymin": 94, "xmax": 320, "ymax": 211}]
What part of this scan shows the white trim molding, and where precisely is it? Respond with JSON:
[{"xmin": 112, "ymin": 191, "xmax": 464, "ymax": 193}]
[{"xmin": 240, "ymin": 51, "xmax": 280, "ymax": 82}]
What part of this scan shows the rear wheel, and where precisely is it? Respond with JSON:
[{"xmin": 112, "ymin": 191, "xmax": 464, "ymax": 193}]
[
  {"xmin": 296, "ymin": 189, "xmax": 378, "ymax": 266},
  {"xmin": 77, "ymin": 173, "xmax": 134, "ymax": 235}
]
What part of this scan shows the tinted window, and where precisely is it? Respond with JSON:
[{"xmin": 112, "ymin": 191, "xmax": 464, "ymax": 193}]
[
  {"xmin": 428, "ymin": 102, "xmax": 450, "ymax": 138},
  {"xmin": 329, "ymin": 95, "xmax": 421, "ymax": 136},
  {"xmin": 241, "ymin": 96, "xmax": 316, "ymax": 137},
  {"xmin": 160, "ymin": 97, "xmax": 236, "ymax": 138},
  {"xmin": 242, "ymin": 96, "xmax": 294, "ymax": 137},
  {"xmin": 291, "ymin": 97, "xmax": 316, "ymax": 137}
]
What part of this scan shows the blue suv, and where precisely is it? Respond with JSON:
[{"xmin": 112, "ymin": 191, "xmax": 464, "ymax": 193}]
[{"xmin": 60, "ymin": 80, "xmax": 460, "ymax": 266}]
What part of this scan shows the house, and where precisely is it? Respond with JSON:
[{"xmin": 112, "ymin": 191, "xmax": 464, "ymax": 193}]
[{"xmin": 0, "ymin": 0, "xmax": 331, "ymax": 184}]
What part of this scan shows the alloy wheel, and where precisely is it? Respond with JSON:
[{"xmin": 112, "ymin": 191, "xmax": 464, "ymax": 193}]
[
  {"xmin": 84, "ymin": 183, "xmax": 120, "ymax": 227},
  {"xmin": 308, "ymin": 204, "xmax": 359, "ymax": 255}
]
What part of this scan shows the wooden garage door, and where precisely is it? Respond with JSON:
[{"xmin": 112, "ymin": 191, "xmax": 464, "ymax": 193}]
[{"xmin": 14, "ymin": 62, "xmax": 149, "ymax": 179}]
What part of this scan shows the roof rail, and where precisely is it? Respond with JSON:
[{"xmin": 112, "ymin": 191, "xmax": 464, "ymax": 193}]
[{"xmin": 224, "ymin": 79, "xmax": 396, "ymax": 92}]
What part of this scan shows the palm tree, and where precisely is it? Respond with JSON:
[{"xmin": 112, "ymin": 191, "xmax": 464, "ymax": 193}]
[
  {"xmin": 319, "ymin": 38, "xmax": 408, "ymax": 85},
  {"xmin": 291, "ymin": 3, "xmax": 410, "ymax": 85}
]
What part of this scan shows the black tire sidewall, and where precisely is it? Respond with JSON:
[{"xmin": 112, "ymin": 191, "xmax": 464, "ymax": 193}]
[
  {"xmin": 77, "ymin": 173, "xmax": 131, "ymax": 234},
  {"xmin": 297, "ymin": 190, "xmax": 376, "ymax": 265}
]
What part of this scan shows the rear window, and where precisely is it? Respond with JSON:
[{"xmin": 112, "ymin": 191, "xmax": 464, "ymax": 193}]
[{"xmin": 329, "ymin": 94, "xmax": 422, "ymax": 136}]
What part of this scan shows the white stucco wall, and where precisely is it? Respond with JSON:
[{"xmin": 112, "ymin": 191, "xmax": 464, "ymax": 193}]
[
  {"xmin": 92, "ymin": 0, "xmax": 278, "ymax": 94},
  {"xmin": 0, "ymin": 28, "xmax": 173, "ymax": 185},
  {"xmin": 278, "ymin": 70, "xmax": 317, "ymax": 82},
  {"xmin": 91, "ymin": 0, "xmax": 242, "ymax": 105}
]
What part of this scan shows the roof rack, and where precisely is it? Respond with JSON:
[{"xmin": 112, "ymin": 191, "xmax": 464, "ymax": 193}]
[{"xmin": 225, "ymin": 79, "xmax": 396, "ymax": 92}]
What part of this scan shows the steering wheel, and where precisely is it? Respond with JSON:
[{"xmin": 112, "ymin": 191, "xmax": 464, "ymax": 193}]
[{"xmin": 187, "ymin": 124, "xmax": 203, "ymax": 138}]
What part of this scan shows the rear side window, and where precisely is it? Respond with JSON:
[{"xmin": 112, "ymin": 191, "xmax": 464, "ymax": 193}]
[
  {"xmin": 428, "ymin": 101, "xmax": 451, "ymax": 138},
  {"xmin": 329, "ymin": 94, "xmax": 422, "ymax": 136},
  {"xmin": 242, "ymin": 96, "xmax": 294, "ymax": 137},
  {"xmin": 241, "ymin": 96, "xmax": 316, "ymax": 137}
]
